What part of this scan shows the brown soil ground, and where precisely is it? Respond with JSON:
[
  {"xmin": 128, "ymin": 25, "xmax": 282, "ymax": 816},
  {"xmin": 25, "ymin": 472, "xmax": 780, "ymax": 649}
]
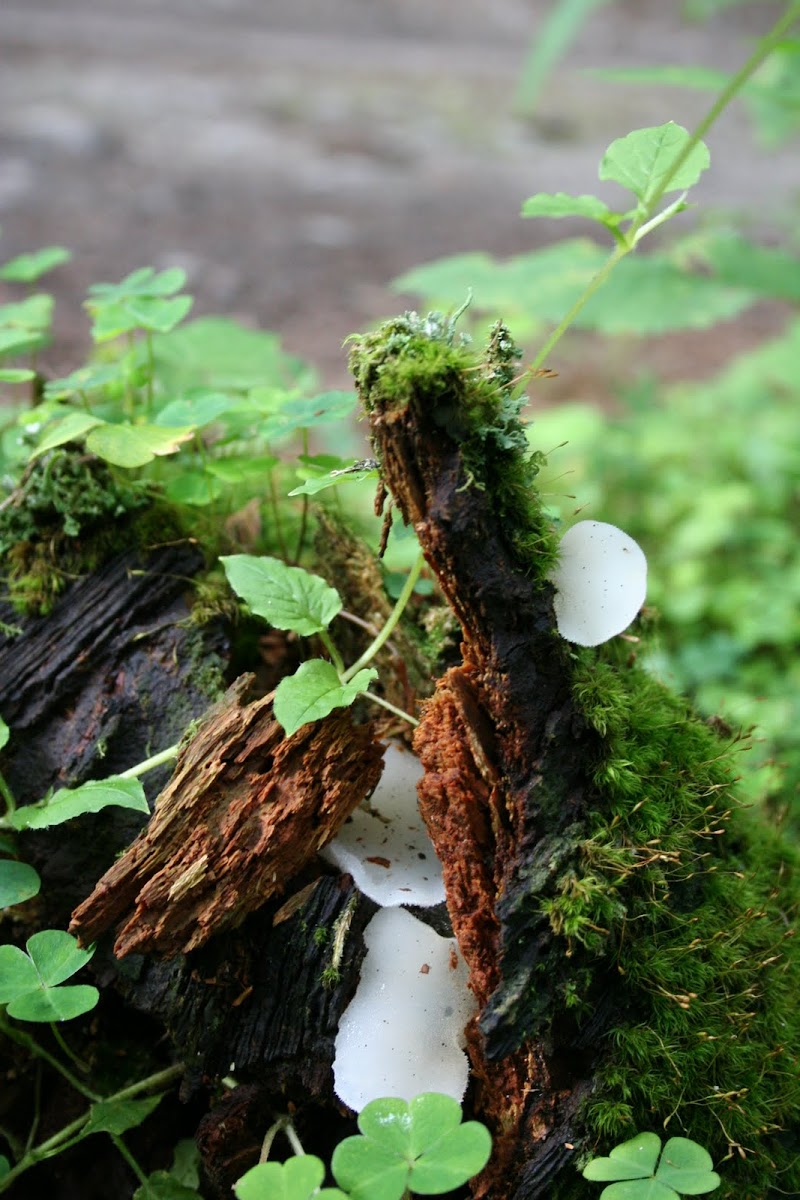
[{"xmin": 0, "ymin": 0, "xmax": 795, "ymax": 396}]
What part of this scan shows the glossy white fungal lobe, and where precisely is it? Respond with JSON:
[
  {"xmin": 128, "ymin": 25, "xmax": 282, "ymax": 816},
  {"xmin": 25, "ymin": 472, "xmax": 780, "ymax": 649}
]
[
  {"xmin": 550, "ymin": 519, "xmax": 647, "ymax": 647},
  {"xmin": 321, "ymin": 741, "xmax": 445, "ymax": 907},
  {"xmin": 332, "ymin": 906, "xmax": 475, "ymax": 1111}
]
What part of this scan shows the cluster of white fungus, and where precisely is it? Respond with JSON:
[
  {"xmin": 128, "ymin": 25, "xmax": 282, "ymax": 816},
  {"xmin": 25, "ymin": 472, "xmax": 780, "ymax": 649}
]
[
  {"xmin": 328, "ymin": 742, "xmax": 474, "ymax": 1111},
  {"xmin": 549, "ymin": 519, "xmax": 647, "ymax": 647}
]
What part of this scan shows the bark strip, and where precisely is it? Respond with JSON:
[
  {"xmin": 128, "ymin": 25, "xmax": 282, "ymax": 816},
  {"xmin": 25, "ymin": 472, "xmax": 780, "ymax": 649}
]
[{"xmin": 70, "ymin": 676, "xmax": 384, "ymax": 957}]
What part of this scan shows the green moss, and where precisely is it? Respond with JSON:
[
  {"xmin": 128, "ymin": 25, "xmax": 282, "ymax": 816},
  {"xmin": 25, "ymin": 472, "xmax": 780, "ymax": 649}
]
[
  {"xmin": 349, "ymin": 313, "xmax": 560, "ymax": 581},
  {"xmin": 558, "ymin": 644, "xmax": 800, "ymax": 1197},
  {"xmin": 0, "ymin": 451, "xmax": 186, "ymax": 614}
]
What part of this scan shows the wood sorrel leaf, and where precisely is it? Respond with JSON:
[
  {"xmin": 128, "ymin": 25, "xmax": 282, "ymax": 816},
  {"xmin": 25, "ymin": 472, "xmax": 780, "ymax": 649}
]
[
  {"xmin": 0, "ymin": 859, "xmax": 41, "ymax": 908},
  {"xmin": 0, "ymin": 246, "xmax": 71, "ymax": 283},
  {"xmin": 274, "ymin": 661, "xmax": 377, "ymax": 737},
  {"xmin": 0, "ymin": 930, "xmax": 98, "ymax": 1022},
  {"xmin": 221, "ymin": 555, "xmax": 342, "ymax": 635},
  {"xmin": 234, "ymin": 1155, "xmax": 348, "ymax": 1200},
  {"xmin": 655, "ymin": 1138, "xmax": 720, "ymax": 1195},
  {"xmin": 9, "ymin": 777, "xmax": 149, "ymax": 830},
  {"xmin": 7, "ymin": 984, "xmax": 99, "ymax": 1023},
  {"xmin": 599, "ymin": 123, "xmax": 709, "ymax": 203},
  {"xmin": 583, "ymin": 1132, "xmax": 662, "ymax": 1181}
]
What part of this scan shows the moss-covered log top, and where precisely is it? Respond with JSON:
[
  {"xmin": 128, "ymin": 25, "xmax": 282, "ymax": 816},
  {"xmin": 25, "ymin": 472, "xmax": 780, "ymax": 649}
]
[{"xmin": 350, "ymin": 312, "xmax": 800, "ymax": 1200}]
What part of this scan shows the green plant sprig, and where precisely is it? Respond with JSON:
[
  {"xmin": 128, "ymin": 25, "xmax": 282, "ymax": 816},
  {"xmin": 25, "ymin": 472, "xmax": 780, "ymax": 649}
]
[
  {"xmin": 527, "ymin": 1, "xmax": 800, "ymax": 371},
  {"xmin": 221, "ymin": 550, "xmax": 426, "ymax": 736}
]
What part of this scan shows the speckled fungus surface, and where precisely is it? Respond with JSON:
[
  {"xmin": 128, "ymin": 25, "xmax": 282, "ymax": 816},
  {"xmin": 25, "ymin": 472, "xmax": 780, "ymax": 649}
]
[
  {"xmin": 550, "ymin": 519, "xmax": 647, "ymax": 647},
  {"xmin": 321, "ymin": 741, "xmax": 445, "ymax": 907},
  {"xmin": 332, "ymin": 906, "xmax": 475, "ymax": 1111}
]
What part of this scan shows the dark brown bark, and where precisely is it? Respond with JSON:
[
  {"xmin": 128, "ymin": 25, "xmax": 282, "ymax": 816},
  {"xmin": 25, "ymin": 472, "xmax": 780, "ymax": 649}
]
[
  {"xmin": 364, "ymin": 372, "xmax": 607, "ymax": 1197},
  {"xmin": 70, "ymin": 676, "xmax": 385, "ymax": 957}
]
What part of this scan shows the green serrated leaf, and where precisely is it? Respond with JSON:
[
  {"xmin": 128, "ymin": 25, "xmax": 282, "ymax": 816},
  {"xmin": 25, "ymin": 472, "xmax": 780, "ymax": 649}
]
[
  {"xmin": 7, "ymin": 984, "xmax": 99, "ymax": 1023},
  {"xmin": 599, "ymin": 124, "xmax": 709, "ymax": 203},
  {"xmin": 0, "ymin": 246, "xmax": 71, "ymax": 283},
  {"xmin": 9, "ymin": 776, "xmax": 149, "ymax": 830},
  {"xmin": 521, "ymin": 193, "xmax": 613, "ymax": 222},
  {"xmin": 30, "ymin": 410, "xmax": 105, "ymax": 458},
  {"xmin": 0, "ymin": 859, "xmax": 41, "ymax": 908},
  {"xmin": 220, "ymin": 555, "xmax": 342, "ymax": 635},
  {"xmin": 85, "ymin": 422, "xmax": 194, "ymax": 468},
  {"xmin": 273, "ymin": 661, "xmax": 377, "ymax": 736},
  {"xmin": 83, "ymin": 1093, "xmax": 165, "ymax": 1137},
  {"xmin": 583, "ymin": 1133, "xmax": 662, "ymax": 1181}
]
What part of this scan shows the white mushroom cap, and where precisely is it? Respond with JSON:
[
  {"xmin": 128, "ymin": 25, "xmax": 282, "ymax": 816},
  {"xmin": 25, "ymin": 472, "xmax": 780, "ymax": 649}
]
[
  {"xmin": 321, "ymin": 742, "xmax": 445, "ymax": 907},
  {"xmin": 332, "ymin": 906, "xmax": 475, "ymax": 1111},
  {"xmin": 550, "ymin": 519, "xmax": 647, "ymax": 647}
]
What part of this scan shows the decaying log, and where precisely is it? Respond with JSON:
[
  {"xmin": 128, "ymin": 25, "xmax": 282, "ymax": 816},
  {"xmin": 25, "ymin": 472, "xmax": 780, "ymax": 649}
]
[
  {"xmin": 0, "ymin": 540, "xmax": 229, "ymax": 925},
  {"xmin": 357, "ymin": 322, "xmax": 609, "ymax": 1198},
  {"xmin": 70, "ymin": 676, "xmax": 384, "ymax": 957}
]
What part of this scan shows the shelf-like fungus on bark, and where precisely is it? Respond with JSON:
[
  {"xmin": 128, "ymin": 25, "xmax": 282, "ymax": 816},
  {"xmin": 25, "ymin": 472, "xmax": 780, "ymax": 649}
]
[
  {"xmin": 550, "ymin": 519, "xmax": 647, "ymax": 646},
  {"xmin": 320, "ymin": 742, "xmax": 445, "ymax": 907},
  {"xmin": 332, "ymin": 906, "xmax": 475, "ymax": 1112}
]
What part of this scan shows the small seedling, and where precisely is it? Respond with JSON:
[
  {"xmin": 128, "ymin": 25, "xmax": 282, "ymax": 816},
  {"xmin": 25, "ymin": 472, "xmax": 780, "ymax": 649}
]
[{"xmin": 582, "ymin": 1132, "xmax": 721, "ymax": 1199}]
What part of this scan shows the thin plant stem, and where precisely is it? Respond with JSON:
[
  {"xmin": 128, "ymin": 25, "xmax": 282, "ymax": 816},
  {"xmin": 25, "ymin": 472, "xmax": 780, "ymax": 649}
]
[
  {"xmin": 259, "ymin": 1115, "xmax": 305, "ymax": 1164},
  {"xmin": 0, "ymin": 1063, "xmax": 184, "ymax": 1193},
  {"xmin": 531, "ymin": 1, "xmax": 800, "ymax": 373},
  {"xmin": 293, "ymin": 428, "xmax": 311, "ymax": 564},
  {"xmin": 364, "ymin": 691, "xmax": 419, "ymax": 727},
  {"xmin": 319, "ymin": 630, "xmax": 345, "ymax": 676},
  {"xmin": 49, "ymin": 1023, "xmax": 90, "ymax": 1074},
  {"xmin": 0, "ymin": 1016, "xmax": 100, "ymax": 1101},
  {"xmin": 145, "ymin": 332, "xmax": 155, "ymax": 419},
  {"xmin": 341, "ymin": 549, "xmax": 425, "ymax": 683},
  {"xmin": 267, "ymin": 470, "xmax": 290, "ymax": 561},
  {"xmin": 117, "ymin": 743, "xmax": 179, "ymax": 780},
  {"xmin": 109, "ymin": 1133, "xmax": 149, "ymax": 1187},
  {"xmin": 0, "ymin": 770, "xmax": 16, "ymax": 817}
]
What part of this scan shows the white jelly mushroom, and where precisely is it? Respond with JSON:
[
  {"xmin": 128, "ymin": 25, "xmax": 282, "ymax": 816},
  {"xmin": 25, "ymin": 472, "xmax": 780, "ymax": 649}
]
[
  {"xmin": 550, "ymin": 519, "xmax": 647, "ymax": 647},
  {"xmin": 321, "ymin": 741, "xmax": 445, "ymax": 907},
  {"xmin": 333, "ymin": 906, "xmax": 475, "ymax": 1111}
]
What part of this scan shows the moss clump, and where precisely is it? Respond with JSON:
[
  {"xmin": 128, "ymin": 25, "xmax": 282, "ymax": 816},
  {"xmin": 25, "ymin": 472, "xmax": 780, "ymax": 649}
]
[
  {"xmin": 560, "ymin": 641, "xmax": 800, "ymax": 1197},
  {"xmin": 349, "ymin": 312, "xmax": 560, "ymax": 580},
  {"xmin": 0, "ymin": 450, "xmax": 182, "ymax": 614}
]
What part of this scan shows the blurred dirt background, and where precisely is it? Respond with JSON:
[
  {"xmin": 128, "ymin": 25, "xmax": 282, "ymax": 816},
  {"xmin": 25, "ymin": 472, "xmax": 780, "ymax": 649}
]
[{"xmin": 0, "ymin": 0, "xmax": 796, "ymax": 393}]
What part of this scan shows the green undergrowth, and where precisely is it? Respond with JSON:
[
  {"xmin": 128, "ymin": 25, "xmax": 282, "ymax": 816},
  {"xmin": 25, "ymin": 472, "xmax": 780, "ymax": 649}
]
[
  {"xmin": 0, "ymin": 450, "xmax": 186, "ymax": 615},
  {"xmin": 561, "ymin": 641, "xmax": 800, "ymax": 1197}
]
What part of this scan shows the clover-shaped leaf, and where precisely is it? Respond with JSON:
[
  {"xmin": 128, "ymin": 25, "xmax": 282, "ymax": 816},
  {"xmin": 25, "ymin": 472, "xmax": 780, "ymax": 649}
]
[
  {"xmin": 583, "ymin": 1133, "xmax": 720, "ymax": 1199},
  {"xmin": 0, "ymin": 929, "xmax": 98, "ymax": 1022},
  {"xmin": 234, "ymin": 1154, "xmax": 347, "ymax": 1200},
  {"xmin": 332, "ymin": 1094, "xmax": 491, "ymax": 1200}
]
